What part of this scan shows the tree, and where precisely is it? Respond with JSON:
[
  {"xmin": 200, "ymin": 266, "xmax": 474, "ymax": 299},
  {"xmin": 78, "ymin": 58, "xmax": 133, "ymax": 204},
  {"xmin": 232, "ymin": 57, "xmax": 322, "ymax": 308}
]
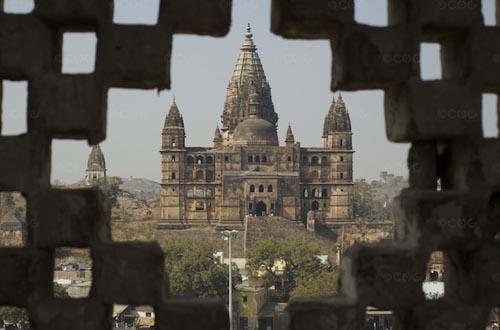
[
  {"xmin": 95, "ymin": 176, "xmax": 123, "ymax": 208},
  {"xmin": 290, "ymin": 270, "xmax": 338, "ymax": 298},
  {"xmin": 54, "ymin": 282, "xmax": 69, "ymax": 298},
  {"xmin": 352, "ymin": 181, "xmax": 386, "ymax": 220},
  {"xmin": 246, "ymin": 239, "xmax": 334, "ymax": 299},
  {"xmin": 164, "ymin": 241, "xmax": 240, "ymax": 299},
  {"xmin": 0, "ymin": 306, "xmax": 29, "ymax": 324}
]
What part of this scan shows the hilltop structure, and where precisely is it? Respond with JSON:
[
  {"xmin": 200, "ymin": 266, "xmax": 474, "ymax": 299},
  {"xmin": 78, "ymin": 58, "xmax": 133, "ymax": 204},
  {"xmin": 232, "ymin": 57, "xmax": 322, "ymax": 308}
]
[
  {"xmin": 85, "ymin": 145, "xmax": 107, "ymax": 185},
  {"xmin": 159, "ymin": 25, "xmax": 354, "ymax": 230}
]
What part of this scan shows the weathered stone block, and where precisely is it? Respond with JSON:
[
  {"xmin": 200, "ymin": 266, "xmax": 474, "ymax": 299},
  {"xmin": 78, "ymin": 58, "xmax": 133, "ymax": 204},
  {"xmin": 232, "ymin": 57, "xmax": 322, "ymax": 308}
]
[
  {"xmin": 407, "ymin": 142, "xmax": 437, "ymax": 190},
  {"xmin": 0, "ymin": 248, "xmax": 52, "ymax": 307},
  {"xmin": 385, "ymin": 80, "xmax": 481, "ymax": 142},
  {"xmin": 287, "ymin": 298, "xmax": 362, "ymax": 330},
  {"xmin": 472, "ymin": 27, "xmax": 500, "ymax": 92},
  {"xmin": 30, "ymin": 298, "xmax": 111, "ymax": 330},
  {"xmin": 395, "ymin": 189, "xmax": 492, "ymax": 250},
  {"xmin": 92, "ymin": 242, "xmax": 166, "ymax": 305},
  {"xmin": 404, "ymin": 300, "xmax": 490, "ymax": 330},
  {"xmin": 340, "ymin": 243, "xmax": 427, "ymax": 309},
  {"xmin": 32, "ymin": 75, "xmax": 106, "ymax": 144},
  {"xmin": 454, "ymin": 242, "xmax": 500, "ymax": 305},
  {"xmin": 0, "ymin": 15, "xmax": 54, "ymax": 78},
  {"xmin": 32, "ymin": 188, "xmax": 110, "ymax": 248},
  {"xmin": 99, "ymin": 25, "xmax": 172, "ymax": 89},
  {"xmin": 157, "ymin": 299, "xmax": 229, "ymax": 330},
  {"xmin": 271, "ymin": 0, "xmax": 353, "ymax": 39},
  {"xmin": 331, "ymin": 24, "xmax": 415, "ymax": 90},
  {"xmin": 166, "ymin": 0, "xmax": 232, "ymax": 36},
  {"xmin": 417, "ymin": 0, "xmax": 483, "ymax": 31},
  {"xmin": 0, "ymin": 136, "xmax": 50, "ymax": 191},
  {"xmin": 35, "ymin": 0, "xmax": 111, "ymax": 23}
]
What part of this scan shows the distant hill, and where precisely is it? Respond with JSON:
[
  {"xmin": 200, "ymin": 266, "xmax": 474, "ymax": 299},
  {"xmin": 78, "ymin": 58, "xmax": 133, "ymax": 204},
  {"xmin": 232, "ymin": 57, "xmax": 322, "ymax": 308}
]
[{"xmin": 119, "ymin": 177, "xmax": 160, "ymax": 200}]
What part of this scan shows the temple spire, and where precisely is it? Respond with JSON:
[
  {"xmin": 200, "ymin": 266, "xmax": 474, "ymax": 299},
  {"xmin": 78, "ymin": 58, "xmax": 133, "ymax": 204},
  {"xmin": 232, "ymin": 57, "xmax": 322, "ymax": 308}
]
[
  {"xmin": 285, "ymin": 123, "xmax": 295, "ymax": 145},
  {"xmin": 221, "ymin": 24, "xmax": 278, "ymax": 134}
]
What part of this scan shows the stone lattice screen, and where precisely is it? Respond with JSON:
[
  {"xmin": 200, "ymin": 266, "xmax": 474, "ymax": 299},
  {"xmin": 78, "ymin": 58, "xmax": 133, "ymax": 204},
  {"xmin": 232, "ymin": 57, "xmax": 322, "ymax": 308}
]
[
  {"xmin": 1, "ymin": 0, "xmax": 499, "ymax": 329},
  {"xmin": 274, "ymin": 0, "xmax": 500, "ymax": 329}
]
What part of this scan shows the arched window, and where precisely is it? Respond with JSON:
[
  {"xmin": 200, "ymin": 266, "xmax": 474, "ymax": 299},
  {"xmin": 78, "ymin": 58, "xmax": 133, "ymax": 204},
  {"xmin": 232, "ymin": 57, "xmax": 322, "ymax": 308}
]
[
  {"xmin": 311, "ymin": 156, "xmax": 319, "ymax": 165},
  {"xmin": 311, "ymin": 201, "xmax": 319, "ymax": 211},
  {"xmin": 340, "ymin": 172, "xmax": 344, "ymax": 179},
  {"xmin": 255, "ymin": 155, "xmax": 261, "ymax": 163},
  {"xmin": 171, "ymin": 172, "xmax": 176, "ymax": 180},
  {"xmin": 206, "ymin": 156, "xmax": 213, "ymax": 164},
  {"xmin": 321, "ymin": 156, "xmax": 327, "ymax": 164},
  {"xmin": 186, "ymin": 189, "xmax": 194, "ymax": 198},
  {"xmin": 258, "ymin": 185, "xmax": 264, "ymax": 193},
  {"xmin": 196, "ymin": 170, "xmax": 204, "ymax": 180},
  {"xmin": 171, "ymin": 139, "xmax": 176, "ymax": 148},
  {"xmin": 172, "ymin": 155, "xmax": 176, "ymax": 161},
  {"xmin": 340, "ymin": 139, "xmax": 344, "ymax": 147},
  {"xmin": 194, "ymin": 188, "xmax": 205, "ymax": 197},
  {"xmin": 187, "ymin": 156, "xmax": 194, "ymax": 164},
  {"xmin": 196, "ymin": 156, "xmax": 204, "ymax": 164},
  {"xmin": 250, "ymin": 185, "xmax": 255, "ymax": 192},
  {"xmin": 206, "ymin": 170, "xmax": 214, "ymax": 182},
  {"xmin": 312, "ymin": 188, "xmax": 318, "ymax": 198},
  {"xmin": 340, "ymin": 156, "xmax": 344, "ymax": 162},
  {"xmin": 267, "ymin": 185, "xmax": 273, "ymax": 192},
  {"xmin": 303, "ymin": 189, "xmax": 309, "ymax": 198},
  {"xmin": 248, "ymin": 155, "xmax": 253, "ymax": 163},
  {"xmin": 287, "ymin": 156, "xmax": 292, "ymax": 162},
  {"xmin": 206, "ymin": 188, "xmax": 213, "ymax": 198},
  {"xmin": 322, "ymin": 188, "xmax": 328, "ymax": 197},
  {"xmin": 302, "ymin": 156, "xmax": 308, "ymax": 164},
  {"xmin": 262, "ymin": 155, "xmax": 267, "ymax": 163},
  {"xmin": 195, "ymin": 201, "xmax": 205, "ymax": 211}
]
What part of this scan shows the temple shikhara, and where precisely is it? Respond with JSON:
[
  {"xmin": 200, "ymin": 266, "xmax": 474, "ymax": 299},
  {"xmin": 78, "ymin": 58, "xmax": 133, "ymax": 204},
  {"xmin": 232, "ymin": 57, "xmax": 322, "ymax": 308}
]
[{"xmin": 159, "ymin": 25, "xmax": 354, "ymax": 231}]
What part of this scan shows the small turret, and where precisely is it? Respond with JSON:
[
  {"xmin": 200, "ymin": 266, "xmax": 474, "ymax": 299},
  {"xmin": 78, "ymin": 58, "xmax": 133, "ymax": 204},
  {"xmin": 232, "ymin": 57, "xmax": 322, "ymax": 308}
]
[
  {"xmin": 162, "ymin": 98, "xmax": 186, "ymax": 149},
  {"xmin": 285, "ymin": 124, "xmax": 295, "ymax": 146},
  {"xmin": 213, "ymin": 125, "xmax": 223, "ymax": 148},
  {"xmin": 322, "ymin": 93, "xmax": 352, "ymax": 149}
]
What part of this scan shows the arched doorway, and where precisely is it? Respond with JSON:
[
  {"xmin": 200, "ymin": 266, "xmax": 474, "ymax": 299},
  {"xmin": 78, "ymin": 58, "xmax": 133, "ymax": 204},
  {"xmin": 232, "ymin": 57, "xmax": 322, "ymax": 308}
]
[
  {"xmin": 256, "ymin": 201, "xmax": 267, "ymax": 216},
  {"xmin": 311, "ymin": 201, "xmax": 319, "ymax": 211}
]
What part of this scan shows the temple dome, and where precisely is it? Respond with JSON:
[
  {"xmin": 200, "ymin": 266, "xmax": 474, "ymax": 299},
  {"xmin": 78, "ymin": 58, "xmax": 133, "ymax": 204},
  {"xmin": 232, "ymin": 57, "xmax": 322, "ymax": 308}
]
[{"xmin": 233, "ymin": 118, "xmax": 279, "ymax": 146}]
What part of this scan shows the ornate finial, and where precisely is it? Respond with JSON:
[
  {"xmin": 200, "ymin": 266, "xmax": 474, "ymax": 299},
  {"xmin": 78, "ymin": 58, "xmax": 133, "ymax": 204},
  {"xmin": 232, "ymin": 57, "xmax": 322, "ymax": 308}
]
[
  {"xmin": 246, "ymin": 23, "xmax": 251, "ymax": 35},
  {"xmin": 338, "ymin": 92, "xmax": 342, "ymax": 100}
]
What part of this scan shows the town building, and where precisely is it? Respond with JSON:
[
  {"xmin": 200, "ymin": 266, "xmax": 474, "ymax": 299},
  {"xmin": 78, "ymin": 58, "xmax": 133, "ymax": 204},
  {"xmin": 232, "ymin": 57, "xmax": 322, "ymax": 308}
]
[{"xmin": 159, "ymin": 25, "xmax": 354, "ymax": 231}]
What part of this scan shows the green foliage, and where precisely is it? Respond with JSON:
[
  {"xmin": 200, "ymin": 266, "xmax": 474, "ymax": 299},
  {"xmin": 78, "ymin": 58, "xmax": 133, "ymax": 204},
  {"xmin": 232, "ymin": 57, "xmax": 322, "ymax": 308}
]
[
  {"xmin": 95, "ymin": 176, "xmax": 123, "ymax": 207},
  {"xmin": 164, "ymin": 241, "xmax": 240, "ymax": 299},
  {"xmin": 246, "ymin": 239, "xmax": 335, "ymax": 298},
  {"xmin": 353, "ymin": 181, "xmax": 389, "ymax": 220},
  {"xmin": 0, "ymin": 306, "xmax": 29, "ymax": 324},
  {"xmin": 290, "ymin": 270, "xmax": 339, "ymax": 298},
  {"xmin": 54, "ymin": 282, "xmax": 69, "ymax": 298}
]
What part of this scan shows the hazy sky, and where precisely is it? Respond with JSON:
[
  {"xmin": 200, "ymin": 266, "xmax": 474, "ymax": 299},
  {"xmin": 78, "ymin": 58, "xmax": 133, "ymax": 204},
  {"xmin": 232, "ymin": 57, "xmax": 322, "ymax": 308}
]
[{"xmin": 1, "ymin": 0, "xmax": 497, "ymax": 184}]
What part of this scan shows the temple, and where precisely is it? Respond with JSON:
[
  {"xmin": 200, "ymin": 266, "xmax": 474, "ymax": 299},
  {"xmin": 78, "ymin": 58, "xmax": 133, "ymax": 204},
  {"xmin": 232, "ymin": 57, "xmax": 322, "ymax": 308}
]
[{"xmin": 159, "ymin": 25, "xmax": 354, "ymax": 230}]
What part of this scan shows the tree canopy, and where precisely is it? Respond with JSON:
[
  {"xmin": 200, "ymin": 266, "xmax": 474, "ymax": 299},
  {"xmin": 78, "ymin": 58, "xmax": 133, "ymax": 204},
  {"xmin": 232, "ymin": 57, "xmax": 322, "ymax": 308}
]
[
  {"xmin": 246, "ymin": 239, "xmax": 337, "ymax": 299},
  {"xmin": 164, "ymin": 241, "xmax": 240, "ymax": 299}
]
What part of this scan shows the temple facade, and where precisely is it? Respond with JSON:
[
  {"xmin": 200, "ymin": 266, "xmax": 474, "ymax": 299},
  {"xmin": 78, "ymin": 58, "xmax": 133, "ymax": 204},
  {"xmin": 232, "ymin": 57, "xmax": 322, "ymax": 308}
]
[{"xmin": 159, "ymin": 25, "xmax": 354, "ymax": 229}]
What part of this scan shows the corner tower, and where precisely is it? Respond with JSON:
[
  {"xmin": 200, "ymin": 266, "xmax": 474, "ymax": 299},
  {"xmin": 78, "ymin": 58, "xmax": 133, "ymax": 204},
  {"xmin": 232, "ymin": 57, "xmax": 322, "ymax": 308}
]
[
  {"xmin": 162, "ymin": 98, "xmax": 185, "ymax": 150},
  {"xmin": 160, "ymin": 98, "xmax": 186, "ymax": 225},
  {"xmin": 322, "ymin": 94, "xmax": 352, "ymax": 150}
]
